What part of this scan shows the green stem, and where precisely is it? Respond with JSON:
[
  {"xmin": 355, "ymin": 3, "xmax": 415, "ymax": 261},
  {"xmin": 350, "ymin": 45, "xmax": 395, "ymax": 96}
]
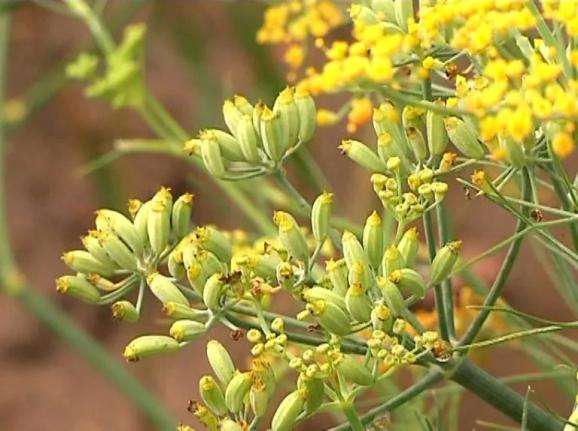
[
  {"xmin": 436, "ymin": 202, "xmax": 456, "ymax": 340},
  {"xmin": 273, "ymin": 169, "xmax": 312, "ymax": 215},
  {"xmin": 342, "ymin": 402, "xmax": 365, "ymax": 431}
]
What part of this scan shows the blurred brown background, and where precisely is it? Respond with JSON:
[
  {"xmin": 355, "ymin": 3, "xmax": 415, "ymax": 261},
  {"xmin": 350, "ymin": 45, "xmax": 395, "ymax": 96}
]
[{"xmin": 0, "ymin": 1, "xmax": 576, "ymax": 430}]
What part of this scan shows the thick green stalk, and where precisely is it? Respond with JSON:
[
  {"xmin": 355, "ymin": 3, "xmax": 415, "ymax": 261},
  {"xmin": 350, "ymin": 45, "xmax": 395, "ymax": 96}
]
[{"xmin": 0, "ymin": 13, "xmax": 176, "ymax": 430}]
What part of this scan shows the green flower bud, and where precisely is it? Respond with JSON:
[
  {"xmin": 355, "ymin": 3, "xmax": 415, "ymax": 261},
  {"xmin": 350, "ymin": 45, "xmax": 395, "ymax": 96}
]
[
  {"xmin": 303, "ymin": 286, "xmax": 346, "ymax": 310},
  {"xmin": 200, "ymin": 131, "xmax": 227, "ymax": 178},
  {"xmin": 98, "ymin": 231, "xmax": 138, "ymax": 271},
  {"xmin": 220, "ymin": 419, "xmax": 243, "ymax": 431},
  {"xmin": 397, "ymin": 228, "xmax": 419, "ymax": 266},
  {"xmin": 225, "ymin": 372, "xmax": 252, "ymax": 413},
  {"xmin": 111, "ymin": 300, "xmax": 139, "ymax": 322},
  {"xmin": 345, "ymin": 284, "xmax": 372, "ymax": 322},
  {"xmin": 260, "ymin": 107, "xmax": 287, "ymax": 162},
  {"xmin": 147, "ymin": 192, "xmax": 171, "ymax": 256},
  {"xmin": 81, "ymin": 231, "xmax": 119, "ymax": 270},
  {"xmin": 377, "ymin": 276, "xmax": 405, "ymax": 316},
  {"xmin": 207, "ymin": 339, "xmax": 235, "ymax": 385},
  {"xmin": 273, "ymin": 211, "xmax": 309, "ymax": 264},
  {"xmin": 431, "ymin": 181, "xmax": 448, "ymax": 202},
  {"xmin": 199, "ymin": 375, "xmax": 227, "ymax": 416},
  {"xmin": 337, "ymin": 355, "xmax": 373, "ymax": 386},
  {"xmin": 56, "ymin": 275, "xmax": 101, "ymax": 304},
  {"xmin": 250, "ymin": 382, "xmax": 269, "ymax": 417},
  {"xmin": 371, "ymin": 302, "xmax": 393, "ymax": 331},
  {"xmin": 168, "ymin": 250, "xmax": 186, "ymax": 279},
  {"xmin": 236, "ymin": 115, "xmax": 261, "ymax": 163},
  {"xmin": 132, "ymin": 200, "xmax": 151, "ymax": 246},
  {"xmin": 499, "ymin": 135, "xmax": 526, "ymax": 168},
  {"xmin": 426, "ymin": 109, "xmax": 448, "ymax": 155},
  {"xmin": 308, "ymin": 300, "xmax": 352, "ymax": 336},
  {"xmin": 271, "ymin": 390, "xmax": 305, "ymax": 431},
  {"xmin": 326, "ymin": 258, "xmax": 348, "ymax": 295},
  {"xmin": 445, "ymin": 117, "xmax": 485, "ymax": 159},
  {"xmin": 147, "ymin": 272, "xmax": 189, "ymax": 306},
  {"xmin": 389, "ymin": 268, "xmax": 426, "ymax": 298},
  {"xmin": 294, "ymin": 89, "xmax": 316, "ymax": 142},
  {"xmin": 342, "ymin": 230, "xmax": 368, "ymax": 269},
  {"xmin": 66, "ymin": 52, "xmax": 99, "ymax": 80},
  {"xmin": 171, "ymin": 193, "xmax": 194, "ymax": 239},
  {"xmin": 363, "ymin": 211, "xmax": 384, "ymax": 269},
  {"xmin": 195, "ymin": 226, "xmax": 231, "ymax": 263},
  {"xmin": 163, "ymin": 302, "xmax": 203, "ymax": 320},
  {"xmin": 430, "ymin": 240, "xmax": 461, "ymax": 285},
  {"xmin": 394, "ymin": 0, "xmax": 413, "ymax": 31},
  {"xmin": 170, "ymin": 319, "xmax": 206, "ymax": 342},
  {"xmin": 95, "ymin": 209, "xmax": 144, "ymax": 256},
  {"xmin": 123, "ymin": 335, "xmax": 180, "ymax": 362},
  {"xmin": 274, "ymin": 87, "xmax": 300, "ymax": 148},
  {"xmin": 339, "ymin": 139, "xmax": 385, "ymax": 173},
  {"xmin": 61, "ymin": 250, "xmax": 115, "ymax": 277},
  {"xmin": 203, "ymin": 273, "xmax": 226, "ymax": 310},
  {"xmin": 311, "ymin": 192, "xmax": 333, "ymax": 243},
  {"xmin": 406, "ymin": 126, "xmax": 427, "ymax": 161},
  {"xmin": 382, "ymin": 244, "xmax": 405, "ymax": 277}
]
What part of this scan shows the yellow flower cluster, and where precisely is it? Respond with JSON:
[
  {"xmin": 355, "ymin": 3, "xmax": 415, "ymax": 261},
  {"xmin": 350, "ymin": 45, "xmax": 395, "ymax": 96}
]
[{"xmin": 257, "ymin": 0, "xmax": 344, "ymax": 79}]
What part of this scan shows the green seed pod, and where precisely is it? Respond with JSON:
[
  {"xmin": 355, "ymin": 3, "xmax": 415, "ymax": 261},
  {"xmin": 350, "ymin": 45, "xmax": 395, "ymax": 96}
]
[
  {"xmin": 339, "ymin": 139, "xmax": 385, "ymax": 173},
  {"xmin": 311, "ymin": 192, "xmax": 333, "ymax": 243},
  {"xmin": 168, "ymin": 250, "xmax": 186, "ymax": 279},
  {"xmin": 326, "ymin": 258, "xmax": 348, "ymax": 295},
  {"xmin": 347, "ymin": 261, "xmax": 373, "ymax": 291},
  {"xmin": 445, "ymin": 117, "xmax": 485, "ymax": 159},
  {"xmin": 61, "ymin": 250, "xmax": 115, "ymax": 277},
  {"xmin": 304, "ymin": 286, "xmax": 346, "ymax": 310},
  {"xmin": 81, "ymin": 231, "xmax": 119, "ymax": 270},
  {"xmin": 397, "ymin": 228, "xmax": 419, "ymax": 266},
  {"xmin": 163, "ymin": 301, "xmax": 203, "ymax": 320},
  {"xmin": 406, "ymin": 126, "xmax": 427, "ymax": 161},
  {"xmin": 252, "ymin": 253, "xmax": 281, "ymax": 280},
  {"xmin": 147, "ymin": 272, "xmax": 189, "ymax": 306},
  {"xmin": 225, "ymin": 372, "xmax": 252, "ymax": 413},
  {"xmin": 389, "ymin": 268, "xmax": 426, "ymax": 298},
  {"xmin": 430, "ymin": 240, "xmax": 462, "ymax": 285},
  {"xmin": 250, "ymin": 382, "xmax": 269, "ymax": 417},
  {"xmin": 371, "ymin": 302, "xmax": 393, "ymax": 331},
  {"xmin": 132, "ymin": 200, "xmax": 152, "ymax": 246},
  {"xmin": 310, "ymin": 300, "xmax": 352, "ymax": 336},
  {"xmin": 147, "ymin": 199, "xmax": 171, "ymax": 256},
  {"xmin": 271, "ymin": 390, "xmax": 305, "ymax": 431},
  {"xmin": 371, "ymin": 0, "xmax": 396, "ymax": 22},
  {"xmin": 111, "ymin": 300, "xmax": 139, "ymax": 322},
  {"xmin": 95, "ymin": 209, "xmax": 144, "ymax": 256},
  {"xmin": 373, "ymin": 103, "xmax": 409, "ymax": 157},
  {"xmin": 223, "ymin": 98, "xmax": 244, "ymax": 135},
  {"xmin": 274, "ymin": 87, "xmax": 300, "ymax": 148},
  {"xmin": 260, "ymin": 107, "xmax": 287, "ymax": 162},
  {"xmin": 203, "ymin": 273, "xmax": 226, "ymax": 310},
  {"xmin": 345, "ymin": 284, "xmax": 372, "ymax": 322},
  {"xmin": 377, "ymin": 276, "xmax": 405, "ymax": 316},
  {"xmin": 294, "ymin": 89, "xmax": 316, "ymax": 143},
  {"xmin": 363, "ymin": 211, "xmax": 384, "ymax": 269},
  {"xmin": 426, "ymin": 109, "xmax": 448, "ymax": 156},
  {"xmin": 220, "ymin": 419, "xmax": 243, "ymax": 431},
  {"xmin": 123, "ymin": 335, "xmax": 180, "ymax": 362},
  {"xmin": 86, "ymin": 274, "xmax": 119, "ymax": 291},
  {"xmin": 236, "ymin": 115, "xmax": 261, "ymax": 163},
  {"xmin": 200, "ymin": 131, "xmax": 227, "ymax": 178},
  {"xmin": 273, "ymin": 211, "xmax": 309, "ymax": 264},
  {"xmin": 342, "ymin": 230, "xmax": 368, "ymax": 269},
  {"xmin": 199, "ymin": 375, "xmax": 227, "ymax": 416},
  {"xmin": 56, "ymin": 275, "xmax": 101, "ymax": 304},
  {"xmin": 170, "ymin": 319, "xmax": 206, "ymax": 342},
  {"xmin": 195, "ymin": 226, "xmax": 231, "ymax": 264},
  {"xmin": 302, "ymin": 376, "xmax": 324, "ymax": 413},
  {"xmin": 499, "ymin": 135, "xmax": 526, "ymax": 168},
  {"xmin": 337, "ymin": 355, "xmax": 373, "ymax": 386},
  {"xmin": 394, "ymin": 0, "xmax": 414, "ymax": 31},
  {"xmin": 171, "ymin": 193, "xmax": 194, "ymax": 239},
  {"xmin": 98, "ymin": 231, "xmax": 138, "ymax": 271},
  {"xmin": 207, "ymin": 339, "xmax": 235, "ymax": 385},
  {"xmin": 209, "ymin": 129, "xmax": 245, "ymax": 162},
  {"xmin": 252, "ymin": 101, "xmax": 265, "ymax": 137},
  {"xmin": 382, "ymin": 244, "xmax": 405, "ymax": 277}
]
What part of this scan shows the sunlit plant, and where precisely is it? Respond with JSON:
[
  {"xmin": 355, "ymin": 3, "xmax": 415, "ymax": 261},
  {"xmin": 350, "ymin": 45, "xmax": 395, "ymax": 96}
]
[{"xmin": 49, "ymin": 0, "xmax": 578, "ymax": 430}]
